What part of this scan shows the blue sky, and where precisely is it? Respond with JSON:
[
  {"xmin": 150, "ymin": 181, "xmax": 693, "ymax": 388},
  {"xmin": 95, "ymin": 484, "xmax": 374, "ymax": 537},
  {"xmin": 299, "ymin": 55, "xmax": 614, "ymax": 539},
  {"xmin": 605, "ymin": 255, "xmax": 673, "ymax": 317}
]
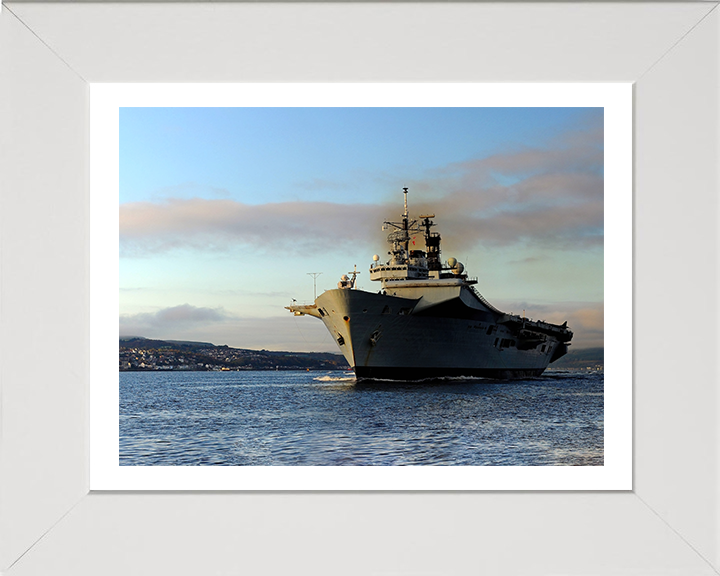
[{"xmin": 119, "ymin": 107, "xmax": 604, "ymax": 351}]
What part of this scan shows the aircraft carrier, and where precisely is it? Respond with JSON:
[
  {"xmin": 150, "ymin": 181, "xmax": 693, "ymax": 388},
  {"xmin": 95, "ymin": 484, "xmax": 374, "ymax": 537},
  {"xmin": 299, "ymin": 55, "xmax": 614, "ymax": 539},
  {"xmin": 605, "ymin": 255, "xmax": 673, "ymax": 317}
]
[{"xmin": 287, "ymin": 187, "xmax": 573, "ymax": 381}]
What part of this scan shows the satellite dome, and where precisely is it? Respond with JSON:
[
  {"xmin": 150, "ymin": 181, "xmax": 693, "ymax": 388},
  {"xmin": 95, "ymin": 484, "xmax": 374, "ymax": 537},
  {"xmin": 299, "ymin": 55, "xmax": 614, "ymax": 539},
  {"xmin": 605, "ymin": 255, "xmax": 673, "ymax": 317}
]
[
  {"xmin": 447, "ymin": 257, "xmax": 457, "ymax": 268},
  {"xmin": 373, "ymin": 254, "xmax": 380, "ymax": 261}
]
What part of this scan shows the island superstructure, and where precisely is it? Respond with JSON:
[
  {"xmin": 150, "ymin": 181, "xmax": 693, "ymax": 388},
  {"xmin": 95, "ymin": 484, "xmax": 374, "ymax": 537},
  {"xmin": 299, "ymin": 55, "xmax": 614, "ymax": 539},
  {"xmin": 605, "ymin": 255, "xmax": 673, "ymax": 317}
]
[{"xmin": 287, "ymin": 187, "xmax": 573, "ymax": 380}]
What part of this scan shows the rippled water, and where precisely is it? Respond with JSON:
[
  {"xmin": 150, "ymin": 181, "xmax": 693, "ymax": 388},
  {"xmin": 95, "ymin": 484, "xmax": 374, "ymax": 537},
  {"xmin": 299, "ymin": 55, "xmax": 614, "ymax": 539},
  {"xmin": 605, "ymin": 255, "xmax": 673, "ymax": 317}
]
[{"xmin": 120, "ymin": 370, "xmax": 603, "ymax": 466}]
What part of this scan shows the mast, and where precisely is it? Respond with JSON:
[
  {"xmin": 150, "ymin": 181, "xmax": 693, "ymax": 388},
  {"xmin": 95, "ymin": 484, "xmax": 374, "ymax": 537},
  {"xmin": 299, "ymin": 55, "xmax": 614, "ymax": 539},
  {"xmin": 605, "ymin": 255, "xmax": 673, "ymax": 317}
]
[
  {"xmin": 382, "ymin": 187, "xmax": 419, "ymax": 265},
  {"xmin": 402, "ymin": 187, "xmax": 409, "ymax": 254}
]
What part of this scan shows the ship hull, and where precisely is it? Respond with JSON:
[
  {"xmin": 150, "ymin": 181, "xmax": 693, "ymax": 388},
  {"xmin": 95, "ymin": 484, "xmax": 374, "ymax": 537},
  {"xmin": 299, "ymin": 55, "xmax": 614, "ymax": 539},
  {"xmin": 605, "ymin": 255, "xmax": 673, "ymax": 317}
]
[
  {"xmin": 354, "ymin": 366, "xmax": 545, "ymax": 381},
  {"xmin": 314, "ymin": 288, "xmax": 567, "ymax": 381}
]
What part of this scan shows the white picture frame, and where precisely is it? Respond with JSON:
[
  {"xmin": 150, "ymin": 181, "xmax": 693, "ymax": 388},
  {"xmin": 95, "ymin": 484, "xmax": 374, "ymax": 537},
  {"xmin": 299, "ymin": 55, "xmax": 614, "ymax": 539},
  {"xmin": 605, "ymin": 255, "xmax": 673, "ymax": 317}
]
[{"xmin": 1, "ymin": 2, "xmax": 718, "ymax": 574}]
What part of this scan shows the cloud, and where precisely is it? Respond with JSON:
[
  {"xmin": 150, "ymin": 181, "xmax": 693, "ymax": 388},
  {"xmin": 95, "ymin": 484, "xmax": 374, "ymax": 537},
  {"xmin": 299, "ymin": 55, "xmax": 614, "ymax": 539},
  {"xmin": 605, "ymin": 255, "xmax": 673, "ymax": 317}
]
[
  {"xmin": 507, "ymin": 256, "xmax": 548, "ymax": 265},
  {"xmin": 120, "ymin": 199, "xmax": 386, "ymax": 257},
  {"xmin": 120, "ymin": 304, "xmax": 238, "ymax": 338},
  {"xmin": 149, "ymin": 182, "xmax": 232, "ymax": 201},
  {"xmin": 400, "ymin": 122, "xmax": 604, "ymax": 253},
  {"xmin": 121, "ymin": 120, "xmax": 603, "ymax": 256}
]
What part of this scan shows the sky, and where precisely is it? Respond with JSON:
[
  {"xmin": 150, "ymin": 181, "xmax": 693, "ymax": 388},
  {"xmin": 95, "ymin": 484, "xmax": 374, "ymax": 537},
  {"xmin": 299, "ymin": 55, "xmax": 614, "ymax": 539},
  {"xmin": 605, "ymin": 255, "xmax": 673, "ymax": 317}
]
[{"xmin": 119, "ymin": 107, "xmax": 604, "ymax": 351}]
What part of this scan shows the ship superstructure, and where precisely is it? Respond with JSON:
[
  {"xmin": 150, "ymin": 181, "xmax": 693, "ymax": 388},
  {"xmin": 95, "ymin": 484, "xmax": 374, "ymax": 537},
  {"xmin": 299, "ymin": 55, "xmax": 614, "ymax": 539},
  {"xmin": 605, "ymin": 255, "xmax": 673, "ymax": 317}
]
[{"xmin": 287, "ymin": 188, "xmax": 572, "ymax": 380}]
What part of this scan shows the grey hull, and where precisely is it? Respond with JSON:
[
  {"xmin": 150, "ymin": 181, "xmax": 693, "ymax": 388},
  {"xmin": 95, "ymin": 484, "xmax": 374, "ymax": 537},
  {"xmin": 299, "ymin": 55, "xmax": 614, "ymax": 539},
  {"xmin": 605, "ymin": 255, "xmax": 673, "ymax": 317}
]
[
  {"xmin": 354, "ymin": 366, "xmax": 545, "ymax": 381},
  {"xmin": 315, "ymin": 288, "xmax": 566, "ymax": 381}
]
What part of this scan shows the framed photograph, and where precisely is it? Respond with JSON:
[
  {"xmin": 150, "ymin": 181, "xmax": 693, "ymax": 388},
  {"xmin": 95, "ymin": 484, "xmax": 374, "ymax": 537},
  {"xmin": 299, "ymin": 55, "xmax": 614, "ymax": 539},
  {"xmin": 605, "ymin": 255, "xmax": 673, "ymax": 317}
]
[
  {"xmin": 2, "ymin": 2, "xmax": 718, "ymax": 575},
  {"xmin": 91, "ymin": 82, "xmax": 631, "ymax": 491}
]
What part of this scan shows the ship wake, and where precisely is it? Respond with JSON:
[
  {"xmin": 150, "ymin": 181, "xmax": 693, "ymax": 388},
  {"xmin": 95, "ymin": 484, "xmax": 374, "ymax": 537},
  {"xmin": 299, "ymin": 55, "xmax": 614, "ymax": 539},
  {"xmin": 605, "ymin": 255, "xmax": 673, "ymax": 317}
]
[{"xmin": 313, "ymin": 374, "xmax": 357, "ymax": 383}]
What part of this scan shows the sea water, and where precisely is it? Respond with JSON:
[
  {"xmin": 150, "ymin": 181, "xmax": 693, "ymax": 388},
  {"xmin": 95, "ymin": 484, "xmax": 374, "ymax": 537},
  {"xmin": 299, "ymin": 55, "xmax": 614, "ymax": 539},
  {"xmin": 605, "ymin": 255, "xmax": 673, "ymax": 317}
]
[{"xmin": 119, "ymin": 370, "xmax": 603, "ymax": 466}]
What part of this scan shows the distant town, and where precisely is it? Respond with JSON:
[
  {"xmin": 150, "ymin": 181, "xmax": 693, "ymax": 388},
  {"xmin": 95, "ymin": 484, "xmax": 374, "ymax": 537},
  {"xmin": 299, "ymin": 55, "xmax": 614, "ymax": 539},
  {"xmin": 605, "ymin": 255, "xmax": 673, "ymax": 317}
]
[
  {"xmin": 119, "ymin": 337, "xmax": 349, "ymax": 372},
  {"xmin": 120, "ymin": 337, "xmax": 603, "ymax": 373}
]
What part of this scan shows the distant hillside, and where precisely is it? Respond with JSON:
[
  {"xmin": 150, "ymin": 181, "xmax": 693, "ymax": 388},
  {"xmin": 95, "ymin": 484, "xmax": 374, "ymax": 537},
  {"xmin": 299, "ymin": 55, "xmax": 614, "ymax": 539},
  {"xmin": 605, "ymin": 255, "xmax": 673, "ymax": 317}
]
[
  {"xmin": 550, "ymin": 347, "xmax": 604, "ymax": 370},
  {"xmin": 119, "ymin": 337, "xmax": 349, "ymax": 371},
  {"xmin": 120, "ymin": 337, "xmax": 216, "ymax": 350}
]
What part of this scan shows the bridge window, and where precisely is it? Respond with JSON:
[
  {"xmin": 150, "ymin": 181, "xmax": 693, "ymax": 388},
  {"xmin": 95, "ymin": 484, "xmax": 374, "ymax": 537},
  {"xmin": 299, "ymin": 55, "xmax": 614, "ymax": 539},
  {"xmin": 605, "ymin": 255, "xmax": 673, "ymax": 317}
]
[{"xmin": 381, "ymin": 305, "xmax": 391, "ymax": 314}]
